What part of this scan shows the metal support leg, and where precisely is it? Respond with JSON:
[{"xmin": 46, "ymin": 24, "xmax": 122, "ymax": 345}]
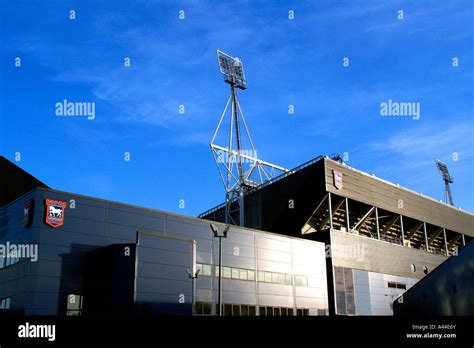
[
  {"xmin": 328, "ymin": 193, "xmax": 333, "ymax": 230},
  {"xmin": 423, "ymin": 222, "xmax": 428, "ymax": 251},
  {"xmin": 375, "ymin": 207, "xmax": 380, "ymax": 240},
  {"xmin": 400, "ymin": 215, "xmax": 405, "ymax": 246},
  {"xmin": 443, "ymin": 228, "xmax": 448, "ymax": 256},
  {"xmin": 345, "ymin": 197, "xmax": 350, "ymax": 232}
]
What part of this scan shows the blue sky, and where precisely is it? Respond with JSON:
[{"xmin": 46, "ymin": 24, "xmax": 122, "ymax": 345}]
[{"xmin": 1, "ymin": 0, "xmax": 473, "ymax": 216}]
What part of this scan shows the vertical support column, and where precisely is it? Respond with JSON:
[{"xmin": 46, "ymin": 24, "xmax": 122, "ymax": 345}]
[
  {"xmin": 375, "ymin": 207, "xmax": 380, "ymax": 240},
  {"xmin": 423, "ymin": 222, "xmax": 428, "ymax": 251},
  {"xmin": 443, "ymin": 228, "xmax": 448, "ymax": 256},
  {"xmin": 345, "ymin": 197, "xmax": 350, "ymax": 232},
  {"xmin": 400, "ymin": 215, "xmax": 405, "ymax": 246},
  {"xmin": 328, "ymin": 193, "xmax": 333, "ymax": 230}
]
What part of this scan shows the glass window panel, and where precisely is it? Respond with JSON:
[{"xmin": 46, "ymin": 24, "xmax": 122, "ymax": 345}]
[
  {"xmin": 239, "ymin": 269, "xmax": 247, "ymax": 280},
  {"xmin": 278, "ymin": 274, "xmax": 286, "ymax": 285},
  {"xmin": 241, "ymin": 305, "xmax": 248, "ymax": 316},
  {"xmin": 248, "ymin": 270, "xmax": 255, "ymax": 281},
  {"xmin": 224, "ymin": 304, "xmax": 232, "ymax": 316},
  {"xmin": 249, "ymin": 306, "xmax": 256, "ymax": 316},
  {"xmin": 258, "ymin": 271, "xmax": 264, "ymax": 282},
  {"xmin": 204, "ymin": 302, "xmax": 212, "ymax": 314},
  {"xmin": 271, "ymin": 273, "xmax": 279, "ymax": 283},
  {"xmin": 285, "ymin": 274, "xmax": 292, "ymax": 285},
  {"xmin": 231, "ymin": 268, "xmax": 239, "ymax": 279},
  {"xmin": 232, "ymin": 304, "xmax": 241, "ymax": 316},
  {"xmin": 223, "ymin": 267, "xmax": 231, "ymax": 278},
  {"xmin": 196, "ymin": 302, "xmax": 203, "ymax": 314},
  {"xmin": 203, "ymin": 264, "xmax": 212, "ymax": 276},
  {"xmin": 264, "ymin": 272, "xmax": 272, "ymax": 283}
]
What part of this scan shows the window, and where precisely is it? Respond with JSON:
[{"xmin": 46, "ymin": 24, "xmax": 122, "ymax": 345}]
[
  {"xmin": 223, "ymin": 267, "xmax": 231, "ymax": 279},
  {"xmin": 232, "ymin": 304, "xmax": 241, "ymax": 316},
  {"xmin": 196, "ymin": 302, "xmax": 212, "ymax": 315},
  {"xmin": 0, "ymin": 297, "xmax": 11, "ymax": 310},
  {"xmin": 387, "ymin": 282, "xmax": 406, "ymax": 290},
  {"xmin": 296, "ymin": 308, "xmax": 310, "ymax": 316},
  {"xmin": 224, "ymin": 304, "xmax": 233, "ymax": 316},
  {"xmin": 202, "ymin": 264, "xmax": 212, "ymax": 276},
  {"xmin": 248, "ymin": 270, "xmax": 255, "ymax": 281},
  {"xmin": 66, "ymin": 294, "xmax": 82, "ymax": 316},
  {"xmin": 259, "ymin": 306, "xmax": 294, "ymax": 316}
]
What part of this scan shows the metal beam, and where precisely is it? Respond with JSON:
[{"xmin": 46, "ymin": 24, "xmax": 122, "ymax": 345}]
[
  {"xmin": 427, "ymin": 227, "xmax": 444, "ymax": 246},
  {"xmin": 351, "ymin": 206, "xmax": 375, "ymax": 233},
  {"xmin": 400, "ymin": 215, "xmax": 405, "ymax": 245},
  {"xmin": 319, "ymin": 197, "xmax": 345, "ymax": 231},
  {"xmin": 380, "ymin": 215, "xmax": 400, "ymax": 236},
  {"xmin": 345, "ymin": 197, "xmax": 350, "ymax": 232},
  {"xmin": 447, "ymin": 234, "xmax": 462, "ymax": 250},
  {"xmin": 443, "ymin": 228, "xmax": 448, "ymax": 256},
  {"xmin": 406, "ymin": 221, "xmax": 423, "ymax": 241},
  {"xmin": 328, "ymin": 192, "xmax": 333, "ymax": 230},
  {"xmin": 423, "ymin": 222, "xmax": 428, "ymax": 251},
  {"xmin": 301, "ymin": 194, "xmax": 328, "ymax": 234},
  {"xmin": 375, "ymin": 207, "xmax": 380, "ymax": 239}
]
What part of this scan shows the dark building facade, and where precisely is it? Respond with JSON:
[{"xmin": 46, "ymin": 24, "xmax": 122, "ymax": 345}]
[{"xmin": 201, "ymin": 157, "xmax": 474, "ymax": 315}]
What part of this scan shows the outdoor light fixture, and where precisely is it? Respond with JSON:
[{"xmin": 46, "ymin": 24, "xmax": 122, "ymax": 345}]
[
  {"xmin": 210, "ymin": 223, "xmax": 230, "ymax": 316},
  {"xmin": 186, "ymin": 268, "xmax": 200, "ymax": 316}
]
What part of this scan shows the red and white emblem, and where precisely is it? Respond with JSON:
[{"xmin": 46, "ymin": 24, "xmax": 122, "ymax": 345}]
[
  {"xmin": 333, "ymin": 170, "xmax": 343, "ymax": 190},
  {"xmin": 45, "ymin": 199, "xmax": 66, "ymax": 228}
]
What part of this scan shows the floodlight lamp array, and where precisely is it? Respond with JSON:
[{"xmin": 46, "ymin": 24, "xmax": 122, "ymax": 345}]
[{"xmin": 217, "ymin": 50, "xmax": 247, "ymax": 90}]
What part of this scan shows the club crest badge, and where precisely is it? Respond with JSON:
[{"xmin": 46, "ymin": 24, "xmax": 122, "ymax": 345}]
[
  {"xmin": 333, "ymin": 170, "xmax": 343, "ymax": 190},
  {"xmin": 45, "ymin": 199, "xmax": 66, "ymax": 228}
]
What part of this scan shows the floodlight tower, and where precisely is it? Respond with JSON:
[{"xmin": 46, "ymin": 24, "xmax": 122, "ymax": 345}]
[
  {"xmin": 211, "ymin": 50, "xmax": 288, "ymax": 226},
  {"xmin": 435, "ymin": 159, "xmax": 454, "ymax": 206}
]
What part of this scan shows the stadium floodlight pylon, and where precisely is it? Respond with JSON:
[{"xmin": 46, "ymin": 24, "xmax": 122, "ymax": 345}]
[
  {"xmin": 211, "ymin": 50, "xmax": 288, "ymax": 226},
  {"xmin": 434, "ymin": 159, "xmax": 454, "ymax": 206}
]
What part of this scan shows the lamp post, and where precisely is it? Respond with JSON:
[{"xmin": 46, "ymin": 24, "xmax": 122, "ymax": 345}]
[
  {"xmin": 186, "ymin": 267, "xmax": 200, "ymax": 316},
  {"xmin": 210, "ymin": 223, "xmax": 230, "ymax": 316}
]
